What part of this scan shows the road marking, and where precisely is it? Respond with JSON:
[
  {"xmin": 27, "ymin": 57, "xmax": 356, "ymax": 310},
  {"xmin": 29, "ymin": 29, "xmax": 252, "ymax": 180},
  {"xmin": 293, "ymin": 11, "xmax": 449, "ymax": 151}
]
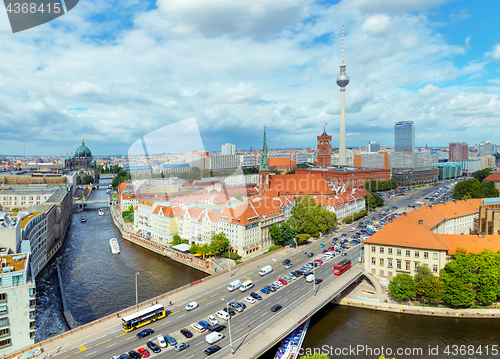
[
  {"xmin": 244, "ymin": 276, "xmax": 251, "ymax": 280},
  {"xmin": 254, "ymin": 275, "xmax": 259, "ymax": 278},
  {"xmin": 106, "ymin": 343, "xmax": 117, "ymax": 348},
  {"xmin": 75, "ymin": 344, "xmax": 89, "ymax": 354},
  {"xmin": 211, "ymin": 293, "xmax": 220, "ymax": 297},
  {"xmin": 199, "ymin": 298, "xmax": 207, "ymax": 303},
  {"xmin": 235, "ymin": 328, "xmax": 243, "ymax": 332},
  {"xmin": 223, "ymin": 289, "xmax": 228, "ymax": 292},
  {"xmin": 86, "ymin": 351, "xmax": 96, "ymax": 357},
  {"xmin": 125, "ymin": 336, "xmax": 135, "ymax": 341},
  {"xmin": 96, "ymin": 339, "xmax": 110, "ymax": 346},
  {"xmin": 261, "ymin": 313, "xmax": 266, "ymax": 317},
  {"xmin": 62, "ymin": 356, "xmax": 70, "ymax": 359},
  {"xmin": 178, "ymin": 314, "xmax": 185, "ymax": 318},
  {"xmin": 115, "ymin": 333, "xmax": 126, "ymax": 338}
]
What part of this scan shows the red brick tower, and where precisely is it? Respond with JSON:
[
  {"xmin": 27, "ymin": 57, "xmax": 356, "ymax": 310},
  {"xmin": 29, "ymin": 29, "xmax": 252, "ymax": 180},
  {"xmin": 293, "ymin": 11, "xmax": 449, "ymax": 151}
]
[{"xmin": 317, "ymin": 126, "xmax": 332, "ymax": 168}]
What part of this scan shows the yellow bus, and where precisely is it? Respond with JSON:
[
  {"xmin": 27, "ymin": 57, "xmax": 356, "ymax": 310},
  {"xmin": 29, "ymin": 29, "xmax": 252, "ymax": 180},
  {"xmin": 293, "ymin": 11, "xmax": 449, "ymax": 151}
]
[{"xmin": 122, "ymin": 303, "xmax": 166, "ymax": 332}]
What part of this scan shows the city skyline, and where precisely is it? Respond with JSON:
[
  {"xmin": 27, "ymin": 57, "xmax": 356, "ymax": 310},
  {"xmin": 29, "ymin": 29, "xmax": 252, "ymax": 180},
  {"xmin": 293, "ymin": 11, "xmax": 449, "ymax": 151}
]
[{"xmin": 1, "ymin": 0, "xmax": 500, "ymax": 155}]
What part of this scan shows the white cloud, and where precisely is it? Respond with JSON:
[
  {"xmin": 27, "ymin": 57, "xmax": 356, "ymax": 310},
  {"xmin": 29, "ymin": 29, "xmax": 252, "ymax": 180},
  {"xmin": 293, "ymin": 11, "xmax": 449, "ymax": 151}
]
[
  {"xmin": 493, "ymin": 44, "xmax": 500, "ymax": 62},
  {"xmin": 418, "ymin": 84, "xmax": 440, "ymax": 98},
  {"xmin": 223, "ymin": 82, "xmax": 261, "ymax": 103},
  {"xmin": 362, "ymin": 14, "xmax": 392, "ymax": 36}
]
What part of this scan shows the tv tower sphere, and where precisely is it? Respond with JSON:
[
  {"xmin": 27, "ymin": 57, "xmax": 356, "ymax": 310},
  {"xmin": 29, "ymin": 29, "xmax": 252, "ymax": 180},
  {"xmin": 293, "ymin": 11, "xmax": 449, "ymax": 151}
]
[{"xmin": 336, "ymin": 64, "xmax": 349, "ymax": 88}]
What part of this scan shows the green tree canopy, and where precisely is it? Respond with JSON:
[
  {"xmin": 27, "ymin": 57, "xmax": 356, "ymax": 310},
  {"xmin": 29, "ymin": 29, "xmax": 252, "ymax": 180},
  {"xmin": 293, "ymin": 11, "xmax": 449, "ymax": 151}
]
[
  {"xmin": 82, "ymin": 174, "xmax": 94, "ymax": 185},
  {"xmin": 414, "ymin": 264, "xmax": 434, "ymax": 283},
  {"xmin": 416, "ymin": 277, "xmax": 445, "ymax": 304},
  {"xmin": 210, "ymin": 232, "xmax": 230, "ymax": 255},
  {"xmin": 472, "ymin": 168, "xmax": 492, "ymax": 182},
  {"xmin": 189, "ymin": 243, "xmax": 201, "ymax": 255},
  {"xmin": 440, "ymin": 252, "xmax": 477, "ymax": 307},
  {"xmin": 453, "ymin": 178, "xmax": 499, "ymax": 199},
  {"xmin": 388, "ymin": 274, "xmax": 416, "ymax": 301},
  {"xmin": 290, "ymin": 196, "xmax": 337, "ymax": 236}
]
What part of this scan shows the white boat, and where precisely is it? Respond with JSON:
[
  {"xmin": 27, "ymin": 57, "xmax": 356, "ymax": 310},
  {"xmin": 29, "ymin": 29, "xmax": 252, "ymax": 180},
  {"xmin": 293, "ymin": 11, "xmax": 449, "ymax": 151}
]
[
  {"xmin": 110, "ymin": 238, "xmax": 120, "ymax": 254},
  {"xmin": 98, "ymin": 209, "xmax": 105, "ymax": 216},
  {"xmin": 274, "ymin": 319, "xmax": 310, "ymax": 359}
]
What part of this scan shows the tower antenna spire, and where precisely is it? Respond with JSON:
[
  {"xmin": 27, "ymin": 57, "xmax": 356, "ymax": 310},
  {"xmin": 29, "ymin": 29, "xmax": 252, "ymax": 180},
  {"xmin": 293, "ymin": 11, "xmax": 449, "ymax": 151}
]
[{"xmin": 342, "ymin": 25, "xmax": 344, "ymax": 64}]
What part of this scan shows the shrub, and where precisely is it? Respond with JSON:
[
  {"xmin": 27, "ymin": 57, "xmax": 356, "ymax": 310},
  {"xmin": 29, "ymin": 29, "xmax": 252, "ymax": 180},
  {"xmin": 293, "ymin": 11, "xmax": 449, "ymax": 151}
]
[
  {"xmin": 266, "ymin": 245, "xmax": 283, "ymax": 253},
  {"xmin": 220, "ymin": 251, "xmax": 242, "ymax": 260}
]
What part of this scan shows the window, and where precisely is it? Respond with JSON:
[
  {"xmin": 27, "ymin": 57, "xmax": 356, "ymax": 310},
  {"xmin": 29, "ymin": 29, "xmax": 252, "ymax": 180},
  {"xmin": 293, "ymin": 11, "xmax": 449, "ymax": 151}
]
[
  {"xmin": 30, "ymin": 332, "xmax": 36, "ymax": 339},
  {"xmin": 0, "ymin": 306, "xmax": 6, "ymax": 315},
  {"xmin": 415, "ymin": 251, "xmax": 419, "ymax": 258},
  {"xmin": 0, "ymin": 294, "xmax": 5, "ymax": 302},
  {"xmin": 0, "ymin": 328, "xmax": 8, "ymax": 337},
  {"xmin": 372, "ymin": 257, "xmax": 376, "ymax": 265},
  {"xmin": 406, "ymin": 262, "xmax": 410, "ymax": 271},
  {"xmin": 371, "ymin": 246, "xmax": 376, "ymax": 253},
  {"xmin": 371, "ymin": 269, "xmax": 376, "ymax": 274},
  {"xmin": 424, "ymin": 252, "xmax": 429, "ymax": 259},
  {"xmin": 29, "ymin": 311, "xmax": 35, "ymax": 319},
  {"xmin": 29, "ymin": 288, "xmax": 35, "ymax": 296},
  {"xmin": 0, "ymin": 338, "xmax": 11, "ymax": 348},
  {"xmin": 388, "ymin": 259, "xmax": 393, "ymax": 268},
  {"xmin": 406, "ymin": 250, "xmax": 410, "ymax": 257},
  {"xmin": 433, "ymin": 265, "xmax": 438, "ymax": 273},
  {"xmin": 388, "ymin": 271, "xmax": 393, "ymax": 277},
  {"xmin": 415, "ymin": 263, "xmax": 420, "ymax": 271},
  {"xmin": 12, "ymin": 275, "xmax": 22, "ymax": 286},
  {"xmin": 379, "ymin": 270, "xmax": 384, "ymax": 276},
  {"xmin": 397, "ymin": 249, "xmax": 401, "ymax": 256},
  {"xmin": 29, "ymin": 299, "xmax": 36, "ymax": 307},
  {"xmin": 388, "ymin": 248, "xmax": 393, "ymax": 254},
  {"xmin": 433, "ymin": 253, "xmax": 438, "ymax": 260},
  {"xmin": 380, "ymin": 247, "xmax": 384, "ymax": 254},
  {"xmin": 0, "ymin": 318, "xmax": 8, "ymax": 326},
  {"xmin": 397, "ymin": 261, "xmax": 401, "ymax": 270},
  {"xmin": 380, "ymin": 258, "xmax": 384, "ymax": 266},
  {"xmin": 30, "ymin": 321, "xmax": 35, "ymax": 329}
]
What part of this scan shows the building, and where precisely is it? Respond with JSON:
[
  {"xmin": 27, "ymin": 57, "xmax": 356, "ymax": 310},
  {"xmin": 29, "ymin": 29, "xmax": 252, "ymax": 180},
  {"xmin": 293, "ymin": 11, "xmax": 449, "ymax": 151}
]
[
  {"xmin": 474, "ymin": 198, "xmax": 500, "ymax": 235},
  {"xmin": 204, "ymin": 155, "xmax": 240, "ymax": 172},
  {"xmin": 364, "ymin": 199, "xmax": 483, "ymax": 280},
  {"xmin": 268, "ymin": 158, "xmax": 296, "ymax": 174},
  {"xmin": 484, "ymin": 174, "xmax": 500, "ymax": 192},
  {"xmin": 336, "ymin": 26, "xmax": 349, "ymax": 166},
  {"xmin": 479, "ymin": 141, "xmax": 492, "ymax": 157},
  {"xmin": 221, "ymin": 143, "xmax": 236, "ymax": 156},
  {"xmin": 391, "ymin": 167, "xmax": 438, "ymax": 186},
  {"xmin": 64, "ymin": 140, "xmax": 98, "ymax": 182},
  {"xmin": 295, "ymin": 167, "xmax": 390, "ymax": 189},
  {"xmin": 366, "ymin": 141, "xmax": 381, "ymax": 152},
  {"xmin": 394, "ymin": 121, "xmax": 415, "ymax": 154},
  {"xmin": 461, "ymin": 159, "xmax": 481, "ymax": 176},
  {"xmin": 314, "ymin": 189, "xmax": 367, "ymax": 222},
  {"xmin": 0, "ymin": 252, "xmax": 36, "ymax": 356},
  {"xmin": 435, "ymin": 162, "xmax": 463, "ymax": 181},
  {"xmin": 449, "ymin": 142, "xmax": 468, "ymax": 162},
  {"xmin": 0, "ymin": 185, "xmax": 60, "ymax": 212},
  {"xmin": 317, "ymin": 127, "xmax": 332, "ymax": 168},
  {"xmin": 354, "ymin": 152, "xmax": 386, "ymax": 169},
  {"xmin": 479, "ymin": 156, "xmax": 496, "ymax": 169}
]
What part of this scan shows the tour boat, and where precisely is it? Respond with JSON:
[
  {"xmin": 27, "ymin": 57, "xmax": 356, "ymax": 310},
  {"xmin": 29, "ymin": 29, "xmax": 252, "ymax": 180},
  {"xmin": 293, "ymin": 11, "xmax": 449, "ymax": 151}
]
[
  {"xmin": 273, "ymin": 319, "xmax": 310, "ymax": 359},
  {"xmin": 80, "ymin": 215, "xmax": 86, "ymax": 223},
  {"xmin": 98, "ymin": 209, "xmax": 105, "ymax": 216},
  {"xmin": 110, "ymin": 238, "xmax": 120, "ymax": 254}
]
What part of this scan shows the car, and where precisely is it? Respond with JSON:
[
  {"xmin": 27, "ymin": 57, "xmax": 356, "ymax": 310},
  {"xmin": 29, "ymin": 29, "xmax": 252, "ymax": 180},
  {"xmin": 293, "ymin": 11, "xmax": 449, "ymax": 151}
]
[
  {"xmin": 273, "ymin": 281, "xmax": 283, "ymax": 288},
  {"xmin": 260, "ymin": 287, "xmax": 270, "ymax": 294},
  {"xmin": 198, "ymin": 320, "xmax": 211, "ymax": 330},
  {"xmin": 216, "ymin": 310, "xmax": 230, "ymax": 320},
  {"xmin": 287, "ymin": 273, "xmax": 296, "ymax": 280},
  {"xmin": 208, "ymin": 324, "xmax": 226, "ymax": 332},
  {"xmin": 147, "ymin": 341, "xmax": 161, "ymax": 353},
  {"xmin": 164, "ymin": 334, "xmax": 177, "ymax": 346},
  {"xmin": 285, "ymin": 262, "xmax": 294, "ymax": 269},
  {"xmin": 341, "ymin": 252, "xmax": 347, "ymax": 256},
  {"xmin": 267, "ymin": 285, "xmax": 277, "ymax": 292},
  {"xmin": 237, "ymin": 301, "xmax": 247, "ymax": 309},
  {"xmin": 350, "ymin": 228, "xmax": 355, "ymax": 232},
  {"xmin": 204, "ymin": 345, "xmax": 222, "ymax": 355},
  {"xmin": 278, "ymin": 278, "xmax": 288, "ymax": 285},
  {"xmin": 314, "ymin": 259, "xmax": 323, "ymax": 264},
  {"xmin": 207, "ymin": 315, "xmax": 218, "ymax": 326},
  {"xmin": 303, "ymin": 271, "xmax": 312, "ymax": 277},
  {"xmin": 191, "ymin": 322, "xmax": 206, "ymax": 333},
  {"xmin": 333, "ymin": 237, "xmax": 338, "ymax": 241},
  {"xmin": 271, "ymin": 304, "xmax": 282, "ymax": 312},
  {"xmin": 174, "ymin": 343, "xmax": 189, "ymax": 352},
  {"xmin": 315, "ymin": 278, "xmax": 323, "ymax": 285},
  {"xmin": 137, "ymin": 348, "xmax": 150, "ymax": 358},
  {"xmin": 222, "ymin": 306, "xmax": 237, "ymax": 316},
  {"xmin": 137, "ymin": 329, "xmax": 154, "ymax": 339},
  {"xmin": 319, "ymin": 243, "xmax": 325, "ymax": 248},
  {"xmin": 119, "ymin": 354, "xmax": 132, "ymax": 359},
  {"xmin": 128, "ymin": 351, "xmax": 141, "ymax": 359},
  {"xmin": 250, "ymin": 292, "xmax": 262, "ymax": 300},
  {"xmin": 185, "ymin": 301, "xmax": 198, "ymax": 311},
  {"xmin": 244, "ymin": 296, "xmax": 256, "ymax": 304},
  {"xmin": 307, "ymin": 253, "xmax": 314, "ymax": 257},
  {"xmin": 282, "ymin": 259, "xmax": 291, "ymax": 265},
  {"xmin": 180, "ymin": 329, "xmax": 193, "ymax": 338},
  {"xmin": 156, "ymin": 335, "xmax": 167, "ymax": 348},
  {"xmin": 113, "ymin": 356, "xmax": 120, "ymax": 359},
  {"xmin": 229, "ymin": 302, "xmax": 244, "ymax": 312}
]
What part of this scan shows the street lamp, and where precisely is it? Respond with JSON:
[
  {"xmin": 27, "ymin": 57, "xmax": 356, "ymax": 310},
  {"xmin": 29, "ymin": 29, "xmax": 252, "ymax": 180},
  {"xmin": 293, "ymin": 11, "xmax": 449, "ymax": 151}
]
[
  {"xmin": 222, "ymin": 298, "xmax": 234, "ymax": 355},
  {"xmin": 135, "ymin": 271, "xmax": 140, "ymax": 311},
  {"xmin": 227, "ymin": 247, "xmax": 231, "ymax": 278},
  {"xmin": 313, "ymin": 261, "xmax": 316, "ymax": 293},
  {"xmin": 423, "ymin": 289, "xmax": 425, "ymax": 309}
]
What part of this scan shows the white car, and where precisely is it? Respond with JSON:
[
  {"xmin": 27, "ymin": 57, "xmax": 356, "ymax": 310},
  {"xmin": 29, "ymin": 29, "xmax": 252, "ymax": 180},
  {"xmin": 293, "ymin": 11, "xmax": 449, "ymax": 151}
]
[
  {"xmin": 350, "ymin": 228, "xmax": 355, "ymax": 232},
  {"xmin": 207, "ymin": 315, "xmax": 218, "ymax": 326},
  {"xmin": 216, "ymin": 310, "xmax": 230, "ymax": 321},
  {"xmin": 306, "ymin": 274, "xmax": 315, "ymax": 283},
  {"xmin": 191, "ymin": 322, "xmax": 205, "ymax": 333},
  {"xmin": 273, "ymin": 281, "xmax": 283, "ymax": 288},
  {"xmin": 157, "ymin": 335, "xmax": 167, "ymax": 348},
  {"xmin": 185, "ymin": 301, "xmax": 198, "ymax": 311},
  {"xmin": 244, "ymin": 296, "xmax": 256, "ymax": 304}
]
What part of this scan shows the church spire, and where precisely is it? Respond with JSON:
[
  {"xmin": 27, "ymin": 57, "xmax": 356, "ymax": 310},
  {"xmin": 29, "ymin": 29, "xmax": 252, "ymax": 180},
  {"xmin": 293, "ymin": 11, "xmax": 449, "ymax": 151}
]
[{"xmin": 259, "ymin": 125, "xmax": 269, "ymax": 171}]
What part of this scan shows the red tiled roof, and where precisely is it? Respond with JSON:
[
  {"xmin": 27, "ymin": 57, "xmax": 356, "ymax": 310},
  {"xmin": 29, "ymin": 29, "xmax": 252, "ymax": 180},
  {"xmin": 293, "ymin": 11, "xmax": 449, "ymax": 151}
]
[
  {"xmin": 268, "ymin": 174, "xmax": 333, "ymax": 196},
  {"xmin": 269, "ymin": 157, "xmax": 296, "ymax": 167},
  {"xmin": 484, "ymin": 174, "xmax": 500, "ymax": 181}
]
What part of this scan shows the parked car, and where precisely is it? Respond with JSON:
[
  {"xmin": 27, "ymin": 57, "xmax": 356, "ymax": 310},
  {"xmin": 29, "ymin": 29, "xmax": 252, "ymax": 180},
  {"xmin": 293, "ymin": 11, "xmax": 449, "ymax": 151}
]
[
  {"xmin": 204, "ymin": 345, "xmax": 222, "ymax": 355},
  {"xmin": 180, "ymin": 329, "xmax": 193, "ymax": 338},
  {"xmin": 164, "ymin": 334, "xmax": 177, "ymax": 346},
  {"xmin": 157, "ymin": 335, "xmax": 167, "ymax": 348},
  {"xmin": 137, "ymin": 348, "xmax": 150, "ymax": 358},
  {"xmin": 208, "ymin": 324, "xmax": 226, "ymax": 332},
  {"xmin": 147, "ymin": 341, "xmax": 161, "ymax": 353},
  {"xmin": 244, "ymin": 296, "xmax": 256, "ymax": 304},
  {"xmin": 278, "ymin": 278, "xmax": 288, "ymax": 285},
  {"xmin": 198, "ymin": 320, "xmax": 211, "ymax": 330},
  {"xmin": 222, "ymin": 306, "xmax": 237, "ymax": 316},
  {"xmin": 191, "ymin": 323, "xmax": 206, "ymax": 333},
  {"xmin": 174, "ymin": 343, "xmax": 189, "ymax": 352},
  {"xmin": 260, "ymin": 288, "xmax": 270, "ymax": 295},
  {"xmin": 250, "ymin": 292, "xmax": 262, "ymax": 300},
  {"xmin": 137, "ymin": 329, "xmax": 154, "ymax": 339},
  {"xmin": 271, "ymin": 304, "xmax": 283, "ymax": 312},
  {"xmin": 285, "ymin": 262, "xmax": 294, "ymax": 269},
  {"xmin": 128, "ymin": 351, "xmax": 141, "ymax": 359}
]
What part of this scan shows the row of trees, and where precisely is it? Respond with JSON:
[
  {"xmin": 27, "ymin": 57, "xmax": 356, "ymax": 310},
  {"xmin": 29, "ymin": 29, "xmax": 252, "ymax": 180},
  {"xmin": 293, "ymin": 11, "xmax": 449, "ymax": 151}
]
[
  {"xmin": 452, "ymin": 178, "xmax": 498, "ymax": 199},
  {"xmin": 111, "ymin": 169, "xmax": 131, "ymax": 190},
  {"xmin": 76, "ymin": 174, "xmax": 95, "ymax": 185},
  {"xmin": 172, "ymin": 233, "xmax": 235, "ymax": 259},
  {"xmin": 365, "ymin": 192, "xmax": 384, "ymax": 209},
  {"xmin": 389, "ymin": 249, "xmax": 500, "ymax": 307},
  {"xmin": 364, "ymin": 178, "xmax": 398, "ymax": 192},
  {"xmin": 471, "ymin": 168, "xmax": 492, "ymax": 182}
]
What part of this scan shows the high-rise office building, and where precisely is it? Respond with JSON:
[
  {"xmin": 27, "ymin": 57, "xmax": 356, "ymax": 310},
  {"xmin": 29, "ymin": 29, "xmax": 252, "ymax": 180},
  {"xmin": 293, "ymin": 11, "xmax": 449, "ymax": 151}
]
[
  {"xmin": 366, "ymin": 141, "xmax": 380, "ymax": 152},
  {"xmin": 394, "ymin": 121, "xmax": 415, "ymax": 154},
  {"xmin": 479, "ymin": 141, "xmax": 492, "ymax": 157},
  {"xmin": 448, "ymin": 142, "xmax": 468, "ymax": 162},
  {"xmin": 221, "ymin": 143, "xmax": 235, "ymax": 156}
]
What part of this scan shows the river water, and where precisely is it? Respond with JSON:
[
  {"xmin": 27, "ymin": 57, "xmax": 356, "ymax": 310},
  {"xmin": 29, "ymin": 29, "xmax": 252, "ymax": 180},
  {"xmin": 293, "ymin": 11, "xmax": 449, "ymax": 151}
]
[{"xmin": 36, "ymin": 182, "xmax": 500, "ymax": 359}]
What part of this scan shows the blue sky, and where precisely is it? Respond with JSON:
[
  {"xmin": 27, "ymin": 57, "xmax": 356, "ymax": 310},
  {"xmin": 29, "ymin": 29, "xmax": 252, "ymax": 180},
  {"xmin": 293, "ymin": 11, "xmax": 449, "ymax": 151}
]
[{"xmin": 0, "ymin": 0, "xmax": 499, "ymax": 156}]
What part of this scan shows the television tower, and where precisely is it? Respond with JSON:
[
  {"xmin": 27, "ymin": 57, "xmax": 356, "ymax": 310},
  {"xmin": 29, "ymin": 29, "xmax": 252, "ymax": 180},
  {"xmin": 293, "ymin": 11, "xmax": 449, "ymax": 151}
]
[{"xmin": 336, "ymin": 25, "xmax": 349, "ymax": 166}]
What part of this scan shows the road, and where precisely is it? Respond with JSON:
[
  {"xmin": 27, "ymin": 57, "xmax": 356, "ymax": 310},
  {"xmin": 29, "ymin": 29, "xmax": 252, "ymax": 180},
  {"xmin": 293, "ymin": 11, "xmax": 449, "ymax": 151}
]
[{"xmin": 46, "ymin": 230, "xmax": 363, "ymax": 359}]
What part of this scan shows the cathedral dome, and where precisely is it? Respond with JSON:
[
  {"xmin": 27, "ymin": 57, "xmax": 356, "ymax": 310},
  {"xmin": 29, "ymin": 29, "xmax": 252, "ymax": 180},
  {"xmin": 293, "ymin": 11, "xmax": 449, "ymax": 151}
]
[{"xmin": 75, "ymin": 139, "xmax": 92, "ymax": 158}]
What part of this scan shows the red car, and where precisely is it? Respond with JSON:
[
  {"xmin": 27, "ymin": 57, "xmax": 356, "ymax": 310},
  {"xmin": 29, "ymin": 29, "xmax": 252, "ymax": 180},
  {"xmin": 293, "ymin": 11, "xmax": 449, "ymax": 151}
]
[
  {"xmin": 314, "ymin": 259, "xmax": 323, "ymax": 264},
  {"xmin": 138, "ymin": 347, "xmax": 150, "ymax": 358},
  {"xmin": 328, "ymin": 246, "xmax": 335, "ymax": 251},
  {"xmin": 278, "ymin": 278, "xmax": 288, "ymax": 285}
]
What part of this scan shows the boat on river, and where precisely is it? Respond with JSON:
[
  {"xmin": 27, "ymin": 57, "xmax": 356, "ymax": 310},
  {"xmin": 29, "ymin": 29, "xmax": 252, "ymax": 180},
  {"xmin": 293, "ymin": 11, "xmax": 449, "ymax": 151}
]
[
  {"xmin": 98, "ymin": 209, "xmax": 105, "ymax": 216},
  {"xmin": 110, "ymin": 238, "xmax": 120, "ymax": 254},
  {"xmin": 80, "ymin": 214, "xmax": 86, "ymax": 222},
  {"xmin": 274, "ymin": 319, "xmax": 310, "ymax": 359}
]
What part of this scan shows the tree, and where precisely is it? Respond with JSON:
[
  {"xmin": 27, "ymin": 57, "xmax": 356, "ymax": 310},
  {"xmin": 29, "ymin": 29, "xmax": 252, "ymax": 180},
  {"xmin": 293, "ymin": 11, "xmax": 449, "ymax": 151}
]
[
  {"xmin": 269, "ymin": 224, "xmax": 283, "ymax": 245},
  {"xmin": 453, "ymin": 178, "xmax": 498, "ymax": 199},
  {"xmin": 171, "ymin": 234, "xmax": 188, "ymax": 246},
  {"xmin": 416, "ymin": 277, "xmax": 445, "ymax": 304},
  {"xmin": 290, "ymin": 196, "xmax": 337, "ymax": 236},
  {"xmin": 189, "ymin": 243, "xmax": 201, "ymax": 255},
  {"xmin": 76, "ymin": 176, "xmax": 82, "ymax": 185},
  {"xmin": 388, "ymin": 274, "xmax": 416, "ymax": 301},
  {"xmin": 472, "ymin": 168, "xmax": 492, "ymax": 182},
  {"xmin": 414, "ymin": 264, "xmax": 434, "ymax": 283},
  {"xmin": 280, "ymin": 222, "xmax": 297, "ymax": 243},
  {"xmin": 82, "ymin": 174, "xmax": 94, "ymax": 185},
  {"xmin": 210, "ymin": 232, "xmax": 230, "ymax": 255},
  {"xmin": 470, "ymin": 250, "xmax": 500, "ymax": 304},
  {"xmin": 440, "ymin": 253, "xmax": 477, "ymax": 307},
  {"xmin": 199, "ymin": 243, "xmax": 212, "ymax": 258}
]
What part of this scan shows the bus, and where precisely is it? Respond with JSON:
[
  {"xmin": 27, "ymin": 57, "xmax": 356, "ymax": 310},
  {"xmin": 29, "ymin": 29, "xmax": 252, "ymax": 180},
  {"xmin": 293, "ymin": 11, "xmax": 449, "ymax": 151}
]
[
  {"xmin": 122, "ymin": 303, "xmax": 166, "ymax": 332},
  {"xmin": 333, "ymin": 260, "xmax": 351, "ymax": 275}
]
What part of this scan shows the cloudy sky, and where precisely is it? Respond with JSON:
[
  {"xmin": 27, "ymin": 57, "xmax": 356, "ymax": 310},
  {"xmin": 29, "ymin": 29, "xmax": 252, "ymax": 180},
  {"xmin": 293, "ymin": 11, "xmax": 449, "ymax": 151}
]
[{"xmin": 0, "ymin": 0, "xmax": 499, "ymax": 156}]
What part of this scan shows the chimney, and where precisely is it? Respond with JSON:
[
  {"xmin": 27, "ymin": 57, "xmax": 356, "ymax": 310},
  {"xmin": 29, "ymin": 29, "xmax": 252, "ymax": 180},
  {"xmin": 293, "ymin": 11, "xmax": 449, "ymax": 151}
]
[
  {"xmin": 389, "ymin": 218, "xmax": 393, "ymax": 223},
  {"xmin": 418, "ymin": 219, "xmax": 423, "ymax": 225},
  {"xmin": 479, "ymin": 232, "xmax": 485, "ymax": 238}
]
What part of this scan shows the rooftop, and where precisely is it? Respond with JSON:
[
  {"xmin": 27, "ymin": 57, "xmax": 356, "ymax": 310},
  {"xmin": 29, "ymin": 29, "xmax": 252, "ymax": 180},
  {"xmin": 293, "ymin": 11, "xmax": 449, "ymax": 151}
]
[{"xmin": 0, "ymin": 253, "xmax": 29, "ymax": 273}]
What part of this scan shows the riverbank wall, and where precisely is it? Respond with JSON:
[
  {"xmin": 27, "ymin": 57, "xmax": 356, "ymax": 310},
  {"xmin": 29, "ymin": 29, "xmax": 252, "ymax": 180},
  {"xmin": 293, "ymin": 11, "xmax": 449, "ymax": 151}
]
[{"xmin": 335, "ymin": 296, "xmax": 500, "ymax": 319}]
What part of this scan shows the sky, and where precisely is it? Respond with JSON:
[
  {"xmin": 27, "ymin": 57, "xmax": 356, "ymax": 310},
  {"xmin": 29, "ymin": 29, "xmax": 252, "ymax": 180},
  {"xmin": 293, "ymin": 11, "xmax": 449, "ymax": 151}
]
[{"xmin": 1, "ymin": 0, "xmax": 500, "ymax": 156}]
